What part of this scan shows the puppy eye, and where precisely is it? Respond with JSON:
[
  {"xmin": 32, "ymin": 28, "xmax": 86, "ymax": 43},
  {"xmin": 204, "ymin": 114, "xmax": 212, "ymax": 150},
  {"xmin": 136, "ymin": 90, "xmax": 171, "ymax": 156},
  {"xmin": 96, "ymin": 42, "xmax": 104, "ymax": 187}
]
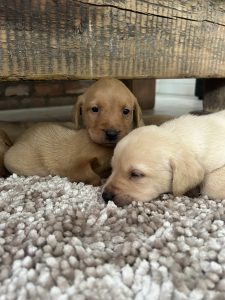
[
  {"xmin": 130, "ymin": 170, "xmax": 144, "ymax": 179},
  {"xmin": 122, "ymin": 108, "xmax": 130, "ymax": 115},
  {"xmin": 91, "ymin": 106, "xmax": 99, "ymax": 113}
]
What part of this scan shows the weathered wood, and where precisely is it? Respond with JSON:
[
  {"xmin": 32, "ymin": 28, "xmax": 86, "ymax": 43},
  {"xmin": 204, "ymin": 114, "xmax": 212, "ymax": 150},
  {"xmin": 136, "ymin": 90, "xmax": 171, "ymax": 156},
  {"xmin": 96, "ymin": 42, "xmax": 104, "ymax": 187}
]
[
  {"xmin": 203, "ymin": 79, "xmax": 225, "ymax": 112},
  {"xmin": 1, "ymin": 1, "xmax": 225, "ymax": 80}
]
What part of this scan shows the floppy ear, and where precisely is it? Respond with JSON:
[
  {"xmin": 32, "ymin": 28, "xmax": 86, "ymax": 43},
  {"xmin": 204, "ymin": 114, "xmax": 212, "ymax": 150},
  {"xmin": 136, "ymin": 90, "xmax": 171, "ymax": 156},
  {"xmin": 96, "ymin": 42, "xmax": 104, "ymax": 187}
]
[
  {"xmin": 133, "ymin": 97, "xmax": 145, "ymax": 128},
  {"xmin": 170, "ymin": 153, "xmax": 204, "ymax": 196},
  {"xmin": 74, "ymin": 95, "xmax": 85, "ymax": 129}
]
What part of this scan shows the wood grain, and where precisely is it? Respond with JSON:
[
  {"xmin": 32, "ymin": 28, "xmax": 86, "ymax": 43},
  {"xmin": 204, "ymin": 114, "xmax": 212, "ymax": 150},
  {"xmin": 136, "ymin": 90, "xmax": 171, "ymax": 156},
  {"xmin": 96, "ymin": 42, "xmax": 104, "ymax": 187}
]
[{"xmin": 1, "ymin": 0, "xmax": 225, "ymax": 80}]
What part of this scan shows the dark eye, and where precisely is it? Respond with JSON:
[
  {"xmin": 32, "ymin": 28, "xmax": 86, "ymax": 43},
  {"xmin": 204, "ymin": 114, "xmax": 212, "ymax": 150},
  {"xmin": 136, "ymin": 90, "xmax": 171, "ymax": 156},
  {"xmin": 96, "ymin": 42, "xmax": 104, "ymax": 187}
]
[
  {"xmin": 130, "ymin": 170, "xmax": 144, "ymax": 179},
  {"xmin": 91, "ymin": 106, "xmax": 99, "ymax": 113},
  {"xmin": 123, "ymin": 108, "xmax": 130, "ymax": 115}
]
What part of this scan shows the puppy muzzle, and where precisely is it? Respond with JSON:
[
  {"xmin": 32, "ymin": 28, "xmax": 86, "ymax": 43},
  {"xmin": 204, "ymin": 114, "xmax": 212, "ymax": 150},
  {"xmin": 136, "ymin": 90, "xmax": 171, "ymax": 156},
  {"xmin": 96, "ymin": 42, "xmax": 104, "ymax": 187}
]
[
  {"xmin": 104, "ymin": 129, "xmax": 120, "ymax": 142},
  {"xmin": 102, "ymin": 190, "xmax": 115, "ymax": 203}
]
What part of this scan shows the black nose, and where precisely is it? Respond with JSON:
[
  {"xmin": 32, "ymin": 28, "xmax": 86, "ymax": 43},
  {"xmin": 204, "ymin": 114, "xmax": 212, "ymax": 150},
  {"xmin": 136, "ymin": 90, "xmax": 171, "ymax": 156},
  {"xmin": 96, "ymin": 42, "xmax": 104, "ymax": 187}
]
[
  {"xmin": 102, "ymin": 191, "xmax": 115, "ymax": 203},
  {"xmin": 105, "ymin": 129, "xmax": 119, "ymax": 141}
]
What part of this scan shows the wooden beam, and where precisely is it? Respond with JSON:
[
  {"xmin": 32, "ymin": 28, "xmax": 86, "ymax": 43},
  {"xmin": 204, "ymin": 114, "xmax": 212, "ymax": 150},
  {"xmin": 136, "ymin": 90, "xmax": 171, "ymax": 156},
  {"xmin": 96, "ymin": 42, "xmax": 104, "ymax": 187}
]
[{"xmin": 1, "ymin": 1, "xmax": 225, "ymax": 80}]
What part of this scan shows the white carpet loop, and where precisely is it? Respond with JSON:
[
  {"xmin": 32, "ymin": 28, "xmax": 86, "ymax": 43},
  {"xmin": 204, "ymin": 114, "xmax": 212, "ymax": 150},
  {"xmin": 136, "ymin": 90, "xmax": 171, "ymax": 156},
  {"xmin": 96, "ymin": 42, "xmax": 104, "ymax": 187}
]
[{"xmin": 0, "ymin": 175, "xmax": 225, "ymax": 299}]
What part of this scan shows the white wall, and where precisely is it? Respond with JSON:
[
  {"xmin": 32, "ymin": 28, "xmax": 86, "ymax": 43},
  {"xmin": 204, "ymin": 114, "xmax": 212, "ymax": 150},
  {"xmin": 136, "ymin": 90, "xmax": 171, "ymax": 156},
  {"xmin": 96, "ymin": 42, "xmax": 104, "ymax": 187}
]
[{"xmin": 156, "ymin": 79, "xmax": 196, "ymax": 96}]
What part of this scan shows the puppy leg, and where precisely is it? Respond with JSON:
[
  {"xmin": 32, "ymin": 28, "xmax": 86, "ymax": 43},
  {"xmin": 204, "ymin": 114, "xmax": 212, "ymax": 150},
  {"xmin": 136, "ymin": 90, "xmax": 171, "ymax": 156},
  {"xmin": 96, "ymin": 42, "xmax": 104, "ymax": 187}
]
[
  {"xmin": 201, "ymin": 166, "xmax": 225, "ymax": 199},
  {"xmin": 67, "ymin": 163, "xmax": 101, "ymax": 186}
]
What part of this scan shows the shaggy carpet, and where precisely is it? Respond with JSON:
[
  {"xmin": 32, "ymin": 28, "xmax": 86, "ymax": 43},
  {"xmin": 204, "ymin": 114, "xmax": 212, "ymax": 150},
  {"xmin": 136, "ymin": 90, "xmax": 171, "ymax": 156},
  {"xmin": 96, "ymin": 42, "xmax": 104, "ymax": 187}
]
[{"xmin": 0, "ymin": 175, "xmax": 225, "ymax": 300}]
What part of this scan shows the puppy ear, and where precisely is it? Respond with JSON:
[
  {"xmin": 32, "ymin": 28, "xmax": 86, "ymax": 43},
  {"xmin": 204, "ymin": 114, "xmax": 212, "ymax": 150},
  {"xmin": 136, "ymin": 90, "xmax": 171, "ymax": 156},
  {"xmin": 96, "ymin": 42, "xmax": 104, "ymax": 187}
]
[
  {"xmin": 170, "ymin": 153, "xmax": 204, "ymax": 196},
  {"xmin": 133, "ymin": 97, "xmax": 145, "ymax": 128},
  {"xmin": 74, "ymin": 95, "xmax": 85, "ymax": 129}
]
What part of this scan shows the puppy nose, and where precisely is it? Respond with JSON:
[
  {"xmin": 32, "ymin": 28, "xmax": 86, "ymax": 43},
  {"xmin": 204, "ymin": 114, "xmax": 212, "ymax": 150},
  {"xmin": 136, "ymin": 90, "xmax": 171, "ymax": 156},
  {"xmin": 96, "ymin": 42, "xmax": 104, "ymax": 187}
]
[
  {"xmin": 102, "ymin": 191, "xmax": 115, "ymax": 203},
  {"xmin": 105, "ymin": 129, "xmax": 119, "ymax": 141}
]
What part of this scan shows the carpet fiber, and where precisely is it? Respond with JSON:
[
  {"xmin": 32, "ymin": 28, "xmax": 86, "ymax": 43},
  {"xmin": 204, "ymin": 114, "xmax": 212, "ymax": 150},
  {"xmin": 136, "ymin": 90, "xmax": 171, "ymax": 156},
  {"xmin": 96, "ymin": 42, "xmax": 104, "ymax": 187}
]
[{"xmin": 0, "ymin": 175, "xmax": 225, "ymax": 300}]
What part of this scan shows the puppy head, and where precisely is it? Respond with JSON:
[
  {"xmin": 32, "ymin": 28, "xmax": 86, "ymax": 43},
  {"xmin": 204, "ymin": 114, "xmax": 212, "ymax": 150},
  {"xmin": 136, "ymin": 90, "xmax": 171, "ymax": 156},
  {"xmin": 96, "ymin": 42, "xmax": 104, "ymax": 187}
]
[
  {"xmin": 74, "ymin": 78, "xmax": 143, "ymax": 146},
  {"xmin": 102, "ymin": 126, "xmax": 204, "ymax": 206}
]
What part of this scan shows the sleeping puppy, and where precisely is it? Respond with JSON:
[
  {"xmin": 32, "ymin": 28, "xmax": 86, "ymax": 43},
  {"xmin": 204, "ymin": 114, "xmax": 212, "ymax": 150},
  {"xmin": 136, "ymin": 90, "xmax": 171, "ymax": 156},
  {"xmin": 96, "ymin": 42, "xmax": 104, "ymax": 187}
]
[
  {"xmin": 0, "ymin": 129, "xmax": 12, "ymax": 177},
  {"xmin": 74, "ymin": 78, "xmax": 144, "ymax": 146},
  {"xmin": 4, "ymin": 123, "xmax": 113, "ymax": 186},
  {"xmin": 102, "ymin": 110, "xmax": 225, "ymax": 206}
]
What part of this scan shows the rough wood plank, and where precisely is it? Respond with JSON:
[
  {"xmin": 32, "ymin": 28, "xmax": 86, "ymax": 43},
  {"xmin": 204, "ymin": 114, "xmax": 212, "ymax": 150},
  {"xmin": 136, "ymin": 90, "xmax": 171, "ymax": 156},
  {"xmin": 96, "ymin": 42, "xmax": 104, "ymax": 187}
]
[{"xmin": 1, "ymin": 0, "xmax": 225, "ymax": 80}]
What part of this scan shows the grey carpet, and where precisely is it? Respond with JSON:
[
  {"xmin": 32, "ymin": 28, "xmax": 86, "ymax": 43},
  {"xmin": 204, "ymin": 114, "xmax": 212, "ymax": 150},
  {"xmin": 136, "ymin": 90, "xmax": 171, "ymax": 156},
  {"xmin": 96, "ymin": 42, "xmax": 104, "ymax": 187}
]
[{"xmin": 0, "ymin": 175, "xmax": 225, "ymax": 300}]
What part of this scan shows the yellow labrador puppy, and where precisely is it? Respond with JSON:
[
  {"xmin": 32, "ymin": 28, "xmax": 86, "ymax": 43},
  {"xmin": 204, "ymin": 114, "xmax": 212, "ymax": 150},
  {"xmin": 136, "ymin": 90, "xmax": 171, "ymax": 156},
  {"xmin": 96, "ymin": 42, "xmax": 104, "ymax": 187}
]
[
  {"xmin": 74, "ymin": 78, "xmax": 144, "ymax": 146},
  {"xmin": 103, "ymin": 110, "xmax": 225, "ymax": 206},
  {"xmin": 0, "ymin": 79, "xmax": 144, "ymax": 145},
  {"xmin": 2, "ymin": 78, "xmax": 144, "ymax": 182},
  {"xmin": 4, "ymin": 123, "xmax": 113, "ymax": 186}
]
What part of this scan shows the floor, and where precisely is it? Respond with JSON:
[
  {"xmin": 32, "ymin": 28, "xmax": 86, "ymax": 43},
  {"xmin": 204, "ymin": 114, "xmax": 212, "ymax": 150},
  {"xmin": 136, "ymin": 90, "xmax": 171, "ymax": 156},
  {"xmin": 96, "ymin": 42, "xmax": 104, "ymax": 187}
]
[
  {"xmin": 154, "ymin": 94, "xmax": 202, "ymax": 116},
  {"xmin": 0, "ymin": 94, "xmax": 203, "ymax": 122}
]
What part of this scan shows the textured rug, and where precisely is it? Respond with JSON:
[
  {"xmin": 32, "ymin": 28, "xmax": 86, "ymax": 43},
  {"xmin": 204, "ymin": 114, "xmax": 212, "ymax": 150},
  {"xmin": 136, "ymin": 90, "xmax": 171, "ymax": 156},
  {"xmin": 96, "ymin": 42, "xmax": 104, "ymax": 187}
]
[{"xmin": 0, "ymin": 175, "xmax": 225, "ymax": 300}]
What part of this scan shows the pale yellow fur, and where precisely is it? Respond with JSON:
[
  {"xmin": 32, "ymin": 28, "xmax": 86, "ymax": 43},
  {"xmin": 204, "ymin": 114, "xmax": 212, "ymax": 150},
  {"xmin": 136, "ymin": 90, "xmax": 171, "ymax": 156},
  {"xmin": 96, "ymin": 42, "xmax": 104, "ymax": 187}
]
[
  {"xmin": 4, "ymin": 123, "xmax": 113, "ymax": 186},
  {"xmin": 103, "ymin": 110, "xmax": 225, "ymax": 206}
]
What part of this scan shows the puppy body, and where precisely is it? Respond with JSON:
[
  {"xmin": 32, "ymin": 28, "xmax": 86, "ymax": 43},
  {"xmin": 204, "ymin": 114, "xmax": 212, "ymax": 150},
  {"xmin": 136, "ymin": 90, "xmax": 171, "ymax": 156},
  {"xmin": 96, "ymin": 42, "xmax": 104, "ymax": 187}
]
[
  {"xmin": 4, "ymin": 123, "xmax": 113, "ymax": 186},
  {"xmin": 103, "ymin": 110, "xmax": 225, "ymax": 205},
  {"xmin": 161, "ymin": 111, "xmax": 225, "ymax": 172},
  {"xmin": 2, "ymin": 79, "xmax": 143, "ymax": 184},
  {"xmin": 0, "ymin": 121, "xmax": 75, "ymax": 142}
]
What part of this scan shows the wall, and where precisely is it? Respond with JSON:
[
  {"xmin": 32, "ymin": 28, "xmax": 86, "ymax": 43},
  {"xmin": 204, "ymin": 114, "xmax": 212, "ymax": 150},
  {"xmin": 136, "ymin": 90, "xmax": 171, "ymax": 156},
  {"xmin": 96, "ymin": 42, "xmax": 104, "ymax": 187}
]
[
  {"xmin": 156, "ymin": 79, "xmax": 196, "ymax": 96},
  {"xmin": 0, "ymin": 80, "xmax": 94, "ymax": 110},
  {"xmin": 0, "ymin": 79, "xmax": 196, "ymax": 110}
]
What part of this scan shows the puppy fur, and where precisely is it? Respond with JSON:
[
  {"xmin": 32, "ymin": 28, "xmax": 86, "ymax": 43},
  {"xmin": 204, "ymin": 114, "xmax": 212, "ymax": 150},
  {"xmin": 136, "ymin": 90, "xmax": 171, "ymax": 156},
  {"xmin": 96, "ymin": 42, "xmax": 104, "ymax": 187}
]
[
  {"xmin": 4, "ymin": 123, "xmax": 113, "ymax": 186},
  {"xmin": 0, "ymin": 121, "xmax": 75, "ymax": 142},
  {"xmin": 103, "ymin": 110, "xmax": 225, "ymax": 206},
  {"xmin": 0, "ymin": 129, "xmax": 12, "ymax": 177},
  {"xmin": 0, "ymin": 78, "xmax": 143, "ymax": 145},
  {"xmin": 74, "ymin": 78, "xmax": 144, "ymax": 146},
  {"xmin": 1, "ymin": 78, "xmax": 143, "ymax": 182}
]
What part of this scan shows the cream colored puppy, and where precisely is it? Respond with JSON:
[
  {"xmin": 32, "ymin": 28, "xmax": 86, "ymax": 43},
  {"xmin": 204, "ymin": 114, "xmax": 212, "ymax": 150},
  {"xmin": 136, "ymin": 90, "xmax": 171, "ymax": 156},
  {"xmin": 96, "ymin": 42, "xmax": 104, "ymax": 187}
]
[
  {"xmin": 103, "ymin": 110, "xmax": 225, "ymax": 206},
  {"xmin": 4, "ymin": 123, "xmax": 113, "ymax": 186}
]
